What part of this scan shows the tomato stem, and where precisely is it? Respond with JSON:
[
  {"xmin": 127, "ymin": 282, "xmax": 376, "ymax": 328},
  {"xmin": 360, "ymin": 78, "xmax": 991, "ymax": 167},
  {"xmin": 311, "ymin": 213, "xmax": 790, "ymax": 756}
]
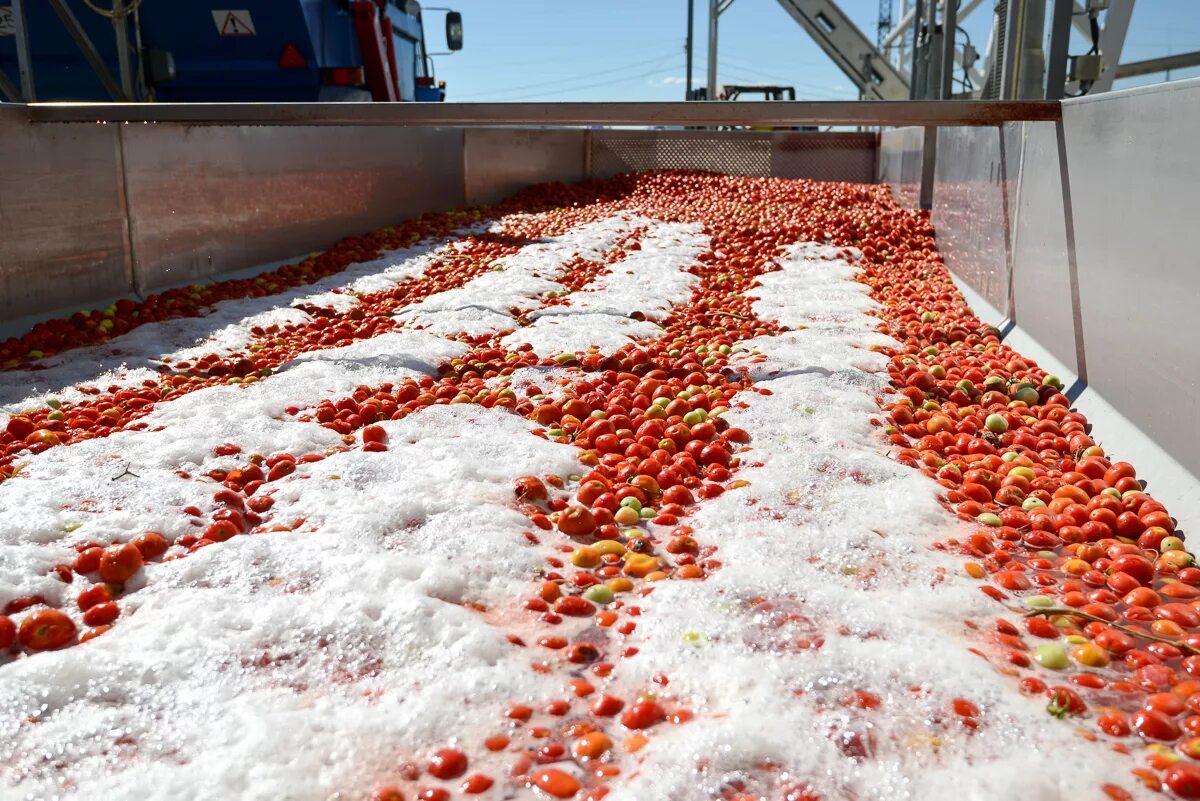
[{"xmin": 1024, "ymin": 607, "xmax": 1200, "ymax": 656}]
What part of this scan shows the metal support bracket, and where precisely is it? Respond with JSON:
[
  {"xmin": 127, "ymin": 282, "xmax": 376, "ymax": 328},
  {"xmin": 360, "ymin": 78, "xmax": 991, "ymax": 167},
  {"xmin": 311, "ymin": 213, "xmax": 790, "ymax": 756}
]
[{"xmin": 919, "ymin": 124, "xmax": 937, "ymax": 208}]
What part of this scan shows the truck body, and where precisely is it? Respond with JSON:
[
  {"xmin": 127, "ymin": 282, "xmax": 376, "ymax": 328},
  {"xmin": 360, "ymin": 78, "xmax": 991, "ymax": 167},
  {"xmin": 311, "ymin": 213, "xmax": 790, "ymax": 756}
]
[{"xmin": 0, "ymin": 0, "xmax": 453, "ymax": 102}]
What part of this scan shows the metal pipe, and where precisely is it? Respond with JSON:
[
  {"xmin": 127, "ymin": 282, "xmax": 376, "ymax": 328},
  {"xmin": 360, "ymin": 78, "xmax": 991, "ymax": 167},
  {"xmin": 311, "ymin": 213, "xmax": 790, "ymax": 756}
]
[
  {"xmin": 686, "ymin": 0, "xmax": 694, "ymax": 100},
  {"xmin": 707, "ymin": 0, "xmax": 718, "ymax": 100},
  {"xmin": 1116, "ymin": 50, "xmax": 1200, "ymax": 79},
  {"xmin": 883, "ymin": 5, "xmax": 917, "ymax": 49},
  {"xmin": 113, "ymin": 0, "xmax": 135, "ymax": 100},
  {"xmin": 12, "ymin": 0, "xmax": 35, "ymax": 101},
  {"xmin": 24, "ymin": 99, "xmax": 1064, "ymax": 127},
  {"xmin": 1045, "ymin": 0, "xmax": 1072, "ymax": 99}
]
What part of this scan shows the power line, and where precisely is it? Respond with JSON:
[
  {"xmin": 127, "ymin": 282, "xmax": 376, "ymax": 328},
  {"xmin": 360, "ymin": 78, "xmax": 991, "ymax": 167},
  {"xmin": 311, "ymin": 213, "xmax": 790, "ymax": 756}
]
[
  {"xmin": 462, "ymin": 52, "xmax": 681, "ymax": 98},
  {"xmin": 462, "ymin": 61, "xmax": 685, "ymax": 102}
]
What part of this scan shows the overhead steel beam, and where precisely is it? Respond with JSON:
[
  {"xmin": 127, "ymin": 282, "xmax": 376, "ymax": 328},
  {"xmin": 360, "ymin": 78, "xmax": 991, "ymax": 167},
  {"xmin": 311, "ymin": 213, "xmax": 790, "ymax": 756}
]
[
  {"xmin": 24, "ymin": 99, "xmax": 1063, "ymax": 127},
  {"xmin": 0, "ymin": 68, "xmax": 22, "ymax": 102},
  {"xmin": 1045, "ymin": 0, "xmax": 1072, "ymax": 99},
  {"xmin": 1090, "ymin": 0, "xmax": 1135, "ymax": 93},
  {"xmin": 12, "ymin": 0, "xmax": 35, "ymax": 101},
  {"xmin": 1115, "ymin": 50, "xmax": 1200, "ymax": 79},
  {"xmin": 775, "ymin": 0, "xmax": 911, "ymax": 99},
  {"xmin": 46, "ymin": 0, "xmax": 129, "ymax": 101}
]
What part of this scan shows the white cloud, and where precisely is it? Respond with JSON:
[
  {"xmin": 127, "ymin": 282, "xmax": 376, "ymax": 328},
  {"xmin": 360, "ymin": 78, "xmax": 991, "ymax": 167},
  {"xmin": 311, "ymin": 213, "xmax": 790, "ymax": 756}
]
[{"xmin": 651, "ymin": 76, "xmax": 689, "ymax": 86}]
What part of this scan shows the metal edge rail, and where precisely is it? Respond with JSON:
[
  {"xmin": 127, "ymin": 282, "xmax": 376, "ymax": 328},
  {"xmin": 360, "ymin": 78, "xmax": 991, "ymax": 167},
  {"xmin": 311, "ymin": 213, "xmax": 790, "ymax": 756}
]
[{"xmin": 15, "ymin": 99, "xmax": 1062, "ymax": 127}]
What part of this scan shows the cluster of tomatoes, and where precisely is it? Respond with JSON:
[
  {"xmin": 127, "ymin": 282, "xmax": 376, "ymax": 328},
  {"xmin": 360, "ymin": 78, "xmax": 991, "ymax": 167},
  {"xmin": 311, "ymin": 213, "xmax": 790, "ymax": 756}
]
[
  {"xmin": 2, "ymin": 170, "xmax": 1194, "ymax": 799},
  {"xmin": 856, "ymin": 207, "xmax": 1196, "ymax": 796}
]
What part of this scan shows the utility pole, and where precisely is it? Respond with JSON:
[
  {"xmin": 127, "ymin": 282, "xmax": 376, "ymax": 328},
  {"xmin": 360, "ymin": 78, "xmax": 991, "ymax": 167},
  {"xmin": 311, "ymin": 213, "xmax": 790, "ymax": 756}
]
[
  {"xmin": 707, "ymin": 0, "xmax": 719, "ymax": 100},
  {"xmin": 686, "ymin": 0, "xmax": 694, "ymax": 99}
]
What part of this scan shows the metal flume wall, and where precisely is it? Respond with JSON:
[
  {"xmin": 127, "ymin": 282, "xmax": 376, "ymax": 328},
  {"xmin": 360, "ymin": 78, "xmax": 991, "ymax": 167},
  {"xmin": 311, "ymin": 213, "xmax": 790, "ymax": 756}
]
[
  {"xmin": 3, "ymin": 99, "xmax": 1047, "ymax": 324},
  {"xmin": 879, "ymin": 76, "xmax": 1200, "ymax": 505}
]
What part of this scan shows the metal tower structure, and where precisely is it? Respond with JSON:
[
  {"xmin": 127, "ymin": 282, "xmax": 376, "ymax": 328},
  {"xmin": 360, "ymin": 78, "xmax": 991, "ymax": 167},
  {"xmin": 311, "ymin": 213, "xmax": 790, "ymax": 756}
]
[{"xmin": 878, "ymin": 0, "xmax": 893, "ymax": 50}]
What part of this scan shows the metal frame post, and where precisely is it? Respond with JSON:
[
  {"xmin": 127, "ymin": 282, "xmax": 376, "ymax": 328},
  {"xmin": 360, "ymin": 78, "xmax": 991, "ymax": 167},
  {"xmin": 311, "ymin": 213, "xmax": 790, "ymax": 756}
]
[
  {"xmin": 908, "ymin": 0, "xmax": 924, "ymax": 98},
  {"xmin": 1045, "ymin": 0, "xmax": 1072, "ymax": 99},
  {"xmin": 1089, "ymin": 0, "xmax": 1135, "ymax": 94},
  {"xmin": 707, "ymin": 0, "xmax": 719, "ymax": 100},
  {"xmin": 113, "ymin": 0, "xmax": 135, "ymax": 100},
  {"xmin": 919, "ymin": 124, "xmax": 937, "ymax": 209},
  {"xmin": 686, "ymin": 0, "xmax": 694, "ymax": 100},
  {"xmin": 940, "ymin": 0, "xmax": 959, "ymax": 99},
  {"xmin": 12, "ymin": 0, "xmax": 35, "ymax": 101}
]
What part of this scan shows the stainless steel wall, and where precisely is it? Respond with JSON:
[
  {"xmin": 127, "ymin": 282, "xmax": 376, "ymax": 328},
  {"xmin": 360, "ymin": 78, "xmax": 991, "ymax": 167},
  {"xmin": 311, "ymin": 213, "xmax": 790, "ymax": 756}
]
[
  {"xmin": 463, "ymin": 128, "xmax": 586, "ymax": 206},
  {"xmin": 926, "ymin": 77, "xmax": 1200, "ymax": 485},
  {"xmin": 0, "ymin": 122, "xmax": 879, "ymax": 321},
  {"xmin": 878, "ymin": 126, "xmax": 924, "ymax": 208},
  {"xmin": 0, "ymin": 108, "xmax": 133, "ymax": 322},
  {"xmin": 590, "ymin": 130, "xmax": 878, "ymax": 184},
  {"xmin": 1060, "ymin": 81, "xmax": 1200, "ymax": 471},
  {"xmin": 123, "ymin": 124, "xmax": 467, "ymax": 292}
]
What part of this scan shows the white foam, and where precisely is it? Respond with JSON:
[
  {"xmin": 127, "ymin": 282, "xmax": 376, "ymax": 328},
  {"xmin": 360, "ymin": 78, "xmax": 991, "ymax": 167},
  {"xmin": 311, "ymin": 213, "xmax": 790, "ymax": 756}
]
[
  {"xmin": 0, "ymin": 407, "xmax": 577, "ymax": 801},
  {"xmin": 395, "ymin": 215, "xmax": 646, "ymax": 341},
  {"xmin": 501, "ymin": 221, "xmax": 706, "ymax": 354},
  {"xmin": 602, "ymin": 244, "xmax": 1141, "ymax": 800},
  {"xmin": 0, "ymin": 228, "xmax": 489, "ymax": 418}
]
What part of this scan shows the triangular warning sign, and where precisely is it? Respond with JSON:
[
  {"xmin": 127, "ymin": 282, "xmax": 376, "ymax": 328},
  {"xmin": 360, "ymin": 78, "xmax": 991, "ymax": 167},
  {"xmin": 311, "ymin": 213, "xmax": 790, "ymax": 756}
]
[
  {"xmin": 279, "ymin": 42, "xmax": 306, "ymax": 69},
  {"xmin": 212, "ymin": 9, "xmax": 256, "ymax": 36}
]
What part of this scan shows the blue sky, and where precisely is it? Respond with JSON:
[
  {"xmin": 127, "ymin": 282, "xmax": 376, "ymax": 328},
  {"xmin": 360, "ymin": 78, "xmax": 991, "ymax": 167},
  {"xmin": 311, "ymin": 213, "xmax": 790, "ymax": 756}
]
[{"xmin": 426, "ymin": 1, "xmax": 1200, "ymax": 101}]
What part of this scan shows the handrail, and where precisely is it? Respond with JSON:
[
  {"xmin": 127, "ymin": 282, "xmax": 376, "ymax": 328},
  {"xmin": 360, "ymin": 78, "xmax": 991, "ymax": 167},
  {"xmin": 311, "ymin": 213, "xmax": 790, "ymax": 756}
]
[{"xmin": 18, "ymin": 99, "xmax": 1062, "ymax": 127}]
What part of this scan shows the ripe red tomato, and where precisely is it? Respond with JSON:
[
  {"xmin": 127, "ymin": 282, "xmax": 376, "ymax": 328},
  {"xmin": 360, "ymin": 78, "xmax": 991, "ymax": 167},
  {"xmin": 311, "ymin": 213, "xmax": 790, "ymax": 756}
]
[
  {"xmin": 17, "ymin": 609, "xmax": 76, "ymax": 651},
  {"xmin": 98, "ymin": 543, "xmax": 144, "ymax": 584},
  {"xmin": 427, "ymin": 748, "xmax": 467, "ymax": 780}
]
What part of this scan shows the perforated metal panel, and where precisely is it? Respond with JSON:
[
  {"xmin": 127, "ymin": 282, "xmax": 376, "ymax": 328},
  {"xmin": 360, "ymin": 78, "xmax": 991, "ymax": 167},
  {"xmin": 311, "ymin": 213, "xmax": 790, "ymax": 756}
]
[{"xmin": 588, "ymin": 130, "xmax": 877, "ymax": 183}]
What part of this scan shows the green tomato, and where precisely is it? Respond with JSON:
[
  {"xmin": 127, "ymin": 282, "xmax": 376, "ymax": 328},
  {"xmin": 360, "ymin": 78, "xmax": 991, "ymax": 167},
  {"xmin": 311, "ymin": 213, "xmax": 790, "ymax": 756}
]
[
  {"xmin": 1012, "ymin": 385, "xmax": 1040, "ymax": 405},
  {"xmin": 985, "ymin": 413, "xmax": 1009, "ymax": 434},
  {"xmin": 1034, "ymin": 644, "xmax": 1069, "ymax": 670},
  {"xmin": 583, "ymin": 585, "xmax": 614, "ymax": 605}
]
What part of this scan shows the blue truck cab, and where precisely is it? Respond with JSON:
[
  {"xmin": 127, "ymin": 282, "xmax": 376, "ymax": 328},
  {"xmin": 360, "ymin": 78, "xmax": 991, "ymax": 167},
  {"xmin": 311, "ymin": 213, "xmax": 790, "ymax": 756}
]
[{"xmin": 0, "ymin": 0, "xmax": 460, "ymax": 102}]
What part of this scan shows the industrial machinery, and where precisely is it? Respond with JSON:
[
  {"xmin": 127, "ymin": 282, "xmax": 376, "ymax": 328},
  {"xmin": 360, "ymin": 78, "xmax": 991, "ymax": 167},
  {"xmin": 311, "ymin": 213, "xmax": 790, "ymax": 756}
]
[
  {"xmin": 0, "ymin": 0, "xmax": 462, "ymax": 103},
  {"xmin": 695, "ymin": 0, "xmax": 1199, "ymax": 103},
  {"xmin": 721, "ymin": 84, "xmax": 797, "ymax": 100}
]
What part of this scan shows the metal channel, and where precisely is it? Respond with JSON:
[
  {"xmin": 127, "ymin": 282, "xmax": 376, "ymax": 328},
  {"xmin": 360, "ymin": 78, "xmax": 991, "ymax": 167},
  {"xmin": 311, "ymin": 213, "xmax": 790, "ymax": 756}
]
[{"xmin": 22, "ymin": 99, "xmax": 1062, "ymax": 127}]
